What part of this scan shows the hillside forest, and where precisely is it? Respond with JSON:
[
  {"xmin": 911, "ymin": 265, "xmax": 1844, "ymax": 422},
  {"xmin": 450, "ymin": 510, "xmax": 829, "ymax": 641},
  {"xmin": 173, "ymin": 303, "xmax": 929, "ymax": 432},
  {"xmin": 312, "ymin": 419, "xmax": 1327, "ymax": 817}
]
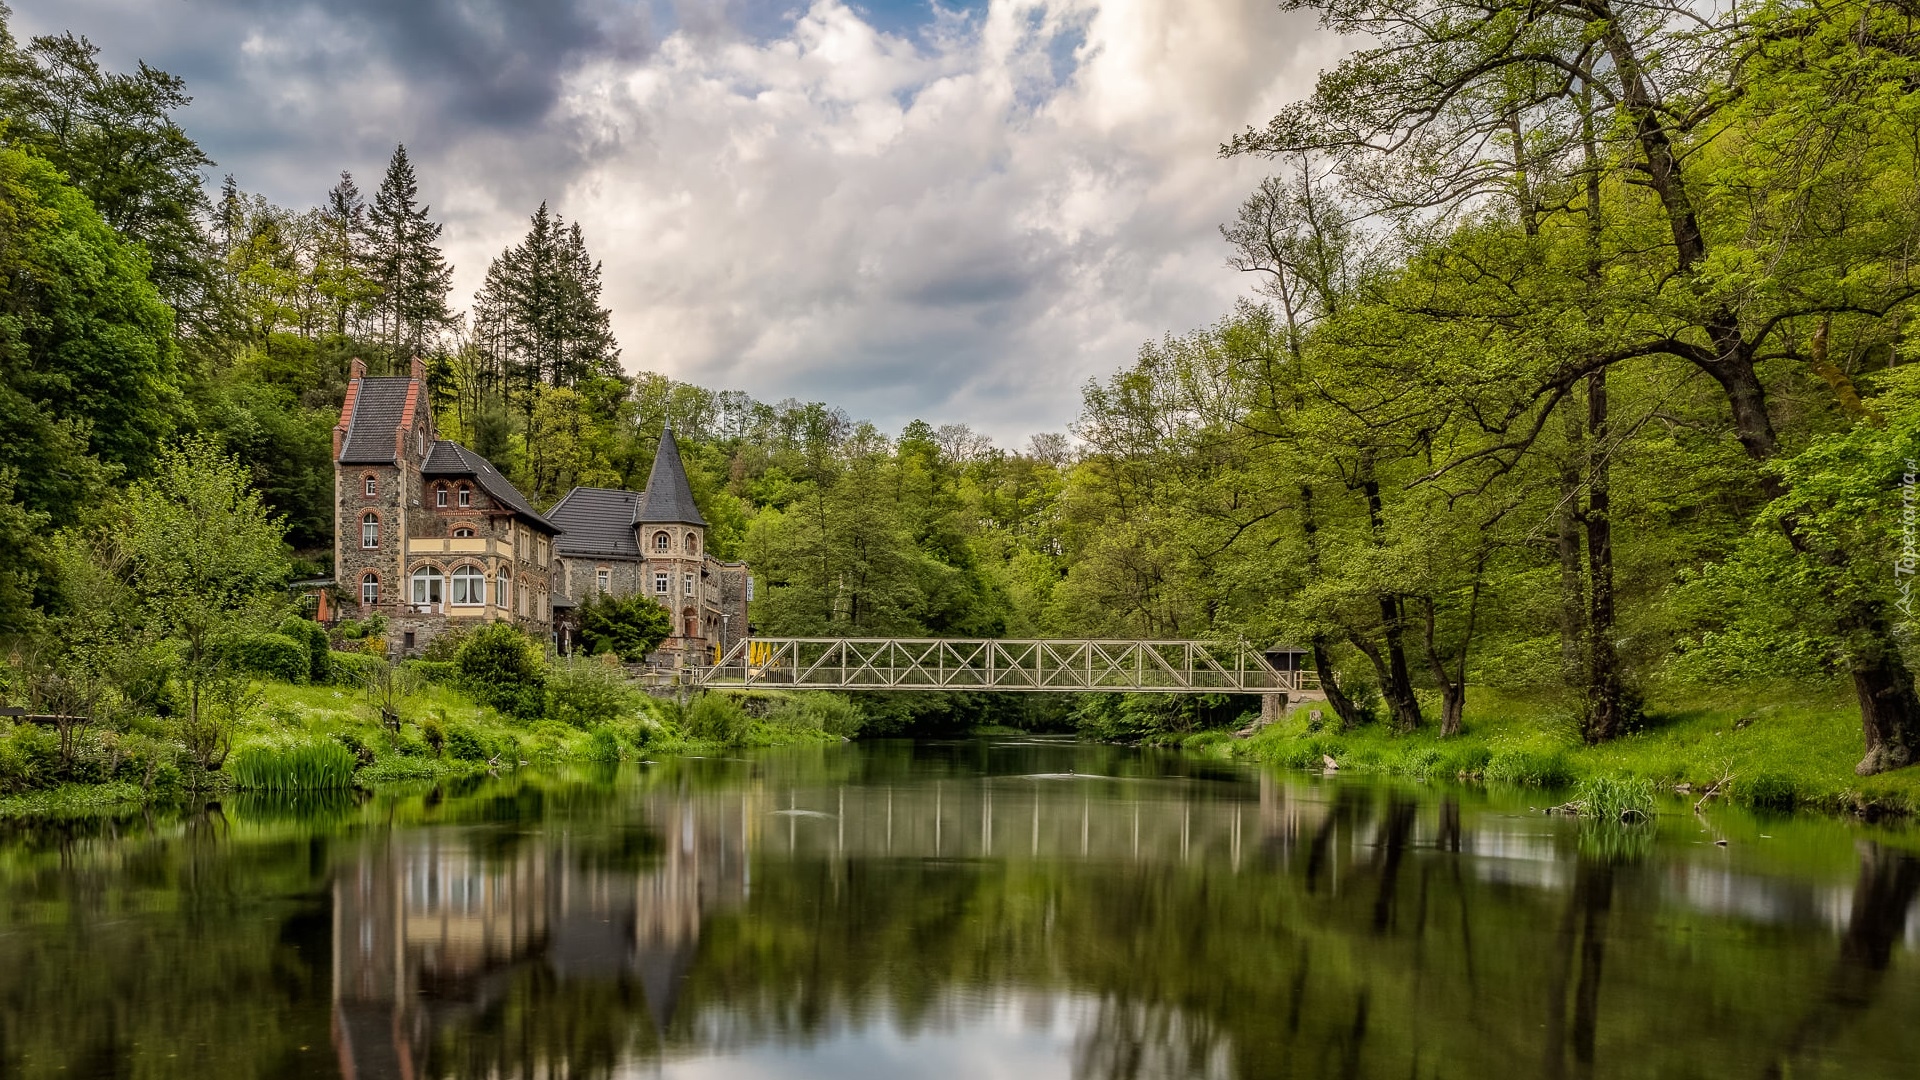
[{"xmin": 3, "ymin": 1, "xmax": 1920, "ymax": 773}]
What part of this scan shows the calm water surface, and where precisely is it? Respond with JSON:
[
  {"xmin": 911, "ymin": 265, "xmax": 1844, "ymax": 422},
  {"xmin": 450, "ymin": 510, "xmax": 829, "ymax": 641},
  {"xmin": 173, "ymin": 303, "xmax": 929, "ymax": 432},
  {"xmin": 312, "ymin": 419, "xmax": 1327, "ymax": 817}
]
[{"xmin": 2, "ymin": 738, "xmax": 1917, "ymax": 1079}]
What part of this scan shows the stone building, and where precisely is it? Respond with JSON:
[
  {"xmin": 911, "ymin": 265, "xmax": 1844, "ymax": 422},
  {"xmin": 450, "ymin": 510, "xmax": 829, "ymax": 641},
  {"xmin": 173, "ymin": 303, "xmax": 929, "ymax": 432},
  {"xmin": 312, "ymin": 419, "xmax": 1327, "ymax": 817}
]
[
  {"xmin": 332, "ymin": 357, "xmax": 560, "ymax": 656},
  {"xmin": 547, "ymin": 424, "xmax": 751, "ymax": 667}
]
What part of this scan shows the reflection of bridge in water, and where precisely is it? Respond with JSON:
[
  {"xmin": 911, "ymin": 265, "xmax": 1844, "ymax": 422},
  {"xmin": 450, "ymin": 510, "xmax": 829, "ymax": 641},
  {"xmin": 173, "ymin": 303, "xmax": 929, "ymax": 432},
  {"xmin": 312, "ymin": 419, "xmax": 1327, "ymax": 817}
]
[{"xmin": 699, "ymin": 638, "xmax": 1323, "ymax": 696}]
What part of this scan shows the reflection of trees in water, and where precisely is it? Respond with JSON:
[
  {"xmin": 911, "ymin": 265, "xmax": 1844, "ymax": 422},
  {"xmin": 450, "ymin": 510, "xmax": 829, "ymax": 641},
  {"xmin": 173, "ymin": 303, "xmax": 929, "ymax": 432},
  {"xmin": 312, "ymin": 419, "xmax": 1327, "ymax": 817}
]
[{"xmin": 1072, "ymin": 997, "xmax": 1232, "ymax": 1080}]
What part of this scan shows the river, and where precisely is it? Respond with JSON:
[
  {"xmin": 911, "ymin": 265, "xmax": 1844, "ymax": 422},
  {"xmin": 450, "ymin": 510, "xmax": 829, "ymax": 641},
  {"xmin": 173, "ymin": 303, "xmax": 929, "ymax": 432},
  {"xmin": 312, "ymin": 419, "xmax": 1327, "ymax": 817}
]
[{"xmin": 1, "ymin": 737, "xmax": 1915, "ymax": 1078}]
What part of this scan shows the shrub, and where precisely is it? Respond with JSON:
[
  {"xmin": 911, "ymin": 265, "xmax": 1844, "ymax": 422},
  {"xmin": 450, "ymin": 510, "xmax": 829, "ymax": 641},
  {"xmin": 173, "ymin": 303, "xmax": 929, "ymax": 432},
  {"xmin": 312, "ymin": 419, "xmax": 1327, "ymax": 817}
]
[
  {"xmin": 220, "ymin": 633, "xmax": 311, "ymax": 684},
  {"xmin": 331, "ymin": 730, "xmax": 375, "ymax": 766},
  {"xmin": 763, "ymin": 692, "xmax": 864, "ymax": 737},
  {"xmin": 576, "ymin": 592, "xmax": 673, "ymax": 661},
  {"xmin": 228, "ymin": 741, "xmax": 358, "ymax": 791},
  {"xmin": 330, "ymin": 651, "xmax": 386, "ymax": 686},
  {"xmin": 548, "ymin": 657, "xmax": 637, "ymax": 728},
  {"xmin": 457, "ymin": 623, "xmax": 547, "ymax": 721},
  {"xmin": 686, "ymin": 692, "xmax": 750, "ymax": 746},
  {"xmin": 0, "ymin": 727, "xmax": 60, "ymax": 795},
  {"xmin": 420, "ymin": 715, "xmax": 446, "ymax": 755},
  {"xmin": 586, "ymin": 727, "xmax": 621, "ymax": 762},
  {"xmin": 402, "ymin": 660, "xmax": 458, "ymax": 685},
  {"xmin": 444, "ymin": 724, "xmax": 492, "ymax": 762},
  {"xmin": 279, "ymin": 618, "xmax": 333, "ymax": 684},
  {"xmin": 1486, "ymin": 749, "xmax": 1575, "ymax": 788},
  {"xmin": 420, "ymin": 623, "xmax": 471, "ymax": 662}
]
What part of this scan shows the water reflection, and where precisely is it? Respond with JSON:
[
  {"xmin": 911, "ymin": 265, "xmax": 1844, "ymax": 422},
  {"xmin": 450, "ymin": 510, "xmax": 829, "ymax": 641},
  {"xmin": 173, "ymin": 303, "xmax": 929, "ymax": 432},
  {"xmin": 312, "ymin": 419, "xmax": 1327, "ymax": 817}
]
[{"xmin": 0, "ymin": 740, "xmax": 1918, "ymax": 1079}]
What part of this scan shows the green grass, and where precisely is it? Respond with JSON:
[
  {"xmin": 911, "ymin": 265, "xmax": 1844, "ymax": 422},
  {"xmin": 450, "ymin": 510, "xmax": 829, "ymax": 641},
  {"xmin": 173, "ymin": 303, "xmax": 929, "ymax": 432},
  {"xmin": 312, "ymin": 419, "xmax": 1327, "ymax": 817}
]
[
  {"xmin": 228, "ymin": 740, "xmax": 357, "ymax": 791},
  {"xmin": 1238, "ymin": 682, "xmax": 1920, "ymax": 816},
  {"xmin": 0, "ymin": 782, "xmax": 148, "ymax": 819}
]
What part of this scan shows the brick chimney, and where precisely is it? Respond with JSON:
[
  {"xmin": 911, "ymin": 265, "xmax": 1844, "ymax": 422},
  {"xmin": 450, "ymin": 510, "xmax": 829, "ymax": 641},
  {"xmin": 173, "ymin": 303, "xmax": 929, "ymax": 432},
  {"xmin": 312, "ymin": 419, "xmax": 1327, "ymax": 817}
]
[{"xmin": 410, "ymin": 355, "xmax": 427, "ymax": 382}]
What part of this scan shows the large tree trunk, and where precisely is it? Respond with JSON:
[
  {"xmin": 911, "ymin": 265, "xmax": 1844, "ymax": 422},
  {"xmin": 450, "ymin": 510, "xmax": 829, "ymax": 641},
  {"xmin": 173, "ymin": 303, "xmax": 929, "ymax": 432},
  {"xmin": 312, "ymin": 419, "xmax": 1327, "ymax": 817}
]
[
  {"xmin": 1361, "ymin": 473, "xmax": 1423, "ymax": 730},
  {"xmin": 1298, "ymin": 484, "xmax": 1368, "ymax": 731},
  {"xmin": 1584, "ymin": 367, "xmax": 1624, "ymax": 742},
  {"xmin": 1556, "ymin": 403, "xmax": 1587, "ymax": 684}
]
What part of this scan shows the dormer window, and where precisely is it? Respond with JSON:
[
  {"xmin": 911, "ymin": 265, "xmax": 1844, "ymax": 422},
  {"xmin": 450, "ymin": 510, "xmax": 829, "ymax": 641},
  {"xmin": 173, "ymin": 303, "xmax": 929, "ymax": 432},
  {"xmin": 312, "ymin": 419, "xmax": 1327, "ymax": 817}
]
[
  {"xmin": 435, "ymin": 485, "xmax": 448, "ymax": 507},
  {"xmin": 363, "ymin": 475, "xmax": 378, "ymax": 497},
  {"xmin": 457, "ymin": 485, "xmax": 471, "ymax": 507},
  {"xmin": 653, "ymin": 531, "xmax": 670, "ymax": 553}
]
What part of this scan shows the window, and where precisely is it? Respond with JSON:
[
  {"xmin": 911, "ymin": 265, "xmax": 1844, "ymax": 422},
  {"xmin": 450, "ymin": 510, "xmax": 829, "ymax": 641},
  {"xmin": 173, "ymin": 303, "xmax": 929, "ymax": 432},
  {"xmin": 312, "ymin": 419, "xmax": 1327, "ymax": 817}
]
[
  {"xmin": 457, "ymin": 486, "xmax": 471, "ymax": 507},
  {"xmin": 410, "ymin": 568, "xmax": 443, "ymax": 607},
  {"xmin": 453, "ymin": 527, "xmax": 475, "ymax": 538},
  {"xmin": 451, "ymin": 565, "xmax": 485, "ymax": 606},
  {"xmin": 361, "ymin": 513, "xmax": 380, "ymax": 549},
  {"xmin": 687, "ymin": 533, "xmax": 699, "ymax": 554},
  {"xmin": 596, "ymin": 568, "xmax": 611, "ymax": 593},
  {"xmin": 361, "ymin": 574, "xmax": 380, "ymax": 605},
  {"xmin": 654, "ymin": 572, "xmax": 669, "ymax": 594},
  {"xmin": 653, "ymin": 531, "xmax": 670, "ymax": 553},
  {"xmin": 364, "ymin": 475, "xmax": 378, "ymax": 497},
  {"xmin": 685, "ymin": 573, "xmax": 696, "ymax": 596},
  {"xmin": 436, "ymin": 486, "xmax": 448, "ymax": 507},
  {"xmin": 496, "ymin": 570, "xmax": 511, "ymax": 609}
]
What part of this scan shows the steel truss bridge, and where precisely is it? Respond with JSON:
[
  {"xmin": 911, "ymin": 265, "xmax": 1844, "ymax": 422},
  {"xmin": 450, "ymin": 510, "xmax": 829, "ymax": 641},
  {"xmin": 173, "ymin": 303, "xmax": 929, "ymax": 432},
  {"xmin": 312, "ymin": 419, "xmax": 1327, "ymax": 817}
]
[{"xmin": 698, "ymin": 638, "xmax": 1319, "ymax": 695}]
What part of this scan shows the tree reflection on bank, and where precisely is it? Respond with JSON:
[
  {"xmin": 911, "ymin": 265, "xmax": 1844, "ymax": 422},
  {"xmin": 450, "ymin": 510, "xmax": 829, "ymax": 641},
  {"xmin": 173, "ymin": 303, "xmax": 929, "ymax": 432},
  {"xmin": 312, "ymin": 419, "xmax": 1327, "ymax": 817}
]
[{"xmin": 1, "ymin": 741, "xmax": 1918, "ymax": 1079}]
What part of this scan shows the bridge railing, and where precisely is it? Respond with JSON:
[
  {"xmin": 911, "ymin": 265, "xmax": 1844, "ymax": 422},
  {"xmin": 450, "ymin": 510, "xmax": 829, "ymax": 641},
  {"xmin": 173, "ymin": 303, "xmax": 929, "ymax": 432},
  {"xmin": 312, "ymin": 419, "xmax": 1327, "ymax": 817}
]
[{"xmin": 698, "ymin": 638, "xmax": 1320, "ymax": 694}]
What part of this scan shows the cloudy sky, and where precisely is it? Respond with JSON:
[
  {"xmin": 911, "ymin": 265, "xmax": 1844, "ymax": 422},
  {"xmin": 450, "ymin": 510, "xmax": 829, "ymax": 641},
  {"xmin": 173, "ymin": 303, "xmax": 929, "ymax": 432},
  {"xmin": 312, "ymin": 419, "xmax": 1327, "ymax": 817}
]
[{"xmin": 12, "ymin": 0, "xmax": 1338, "ymax": 442}]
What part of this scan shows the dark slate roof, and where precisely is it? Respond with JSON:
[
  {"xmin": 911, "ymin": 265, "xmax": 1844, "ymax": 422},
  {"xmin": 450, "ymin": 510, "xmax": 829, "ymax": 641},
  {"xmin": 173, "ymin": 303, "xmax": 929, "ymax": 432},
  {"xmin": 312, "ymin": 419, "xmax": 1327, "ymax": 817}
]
[
  {"xmin": 422, "ymin": 440, "xmax": 559, "ymax": 533},
  {"xmin": 337, "ymin": 378, "xmax": 414, "ymax": 463},
  {"xmin": 548, "ymin": 487, "xmax": 643, "ymax": 558},
  {"xmin": 637, "ymin": 426, "xmax": 706, "ymax": 526}
]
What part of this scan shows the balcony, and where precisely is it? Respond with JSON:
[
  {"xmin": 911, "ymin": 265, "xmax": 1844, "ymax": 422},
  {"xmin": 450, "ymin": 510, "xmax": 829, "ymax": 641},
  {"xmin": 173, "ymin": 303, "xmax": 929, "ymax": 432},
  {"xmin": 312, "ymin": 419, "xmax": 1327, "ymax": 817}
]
[{"xmin": 407, "ymin": 537, "xmax": 505, "ymax": 557}]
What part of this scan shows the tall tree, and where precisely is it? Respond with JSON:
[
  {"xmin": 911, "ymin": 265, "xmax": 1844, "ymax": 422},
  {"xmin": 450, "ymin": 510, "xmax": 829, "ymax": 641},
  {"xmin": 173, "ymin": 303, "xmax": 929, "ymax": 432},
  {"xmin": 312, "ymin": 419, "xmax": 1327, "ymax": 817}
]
[{"xmin": 365, "ymin": 144, "xmax": 454, "ymax": 360}]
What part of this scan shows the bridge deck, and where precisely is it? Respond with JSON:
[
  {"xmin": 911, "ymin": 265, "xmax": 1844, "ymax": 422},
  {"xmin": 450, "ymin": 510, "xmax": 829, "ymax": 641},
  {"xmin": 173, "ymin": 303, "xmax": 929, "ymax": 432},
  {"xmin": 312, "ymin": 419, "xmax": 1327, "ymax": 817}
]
[{"xmin": 698, "ymin": 638, "xmax": 1318, "ymax": 694}]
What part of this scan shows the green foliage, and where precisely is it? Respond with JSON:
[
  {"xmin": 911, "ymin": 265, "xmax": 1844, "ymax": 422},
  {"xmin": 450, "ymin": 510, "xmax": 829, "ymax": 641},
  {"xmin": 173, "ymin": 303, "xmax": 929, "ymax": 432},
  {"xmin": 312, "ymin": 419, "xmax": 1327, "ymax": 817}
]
[
  {"xmin": 219, "ymin": 633, "xmax": 310, "ymax": 684},
  {"xmin": 227, "ymin": 741, "xmax": 356, "ymax": 791},
  {"xmin": 1571, "ymin": 775, "xmax": 1656, "ymax": 822},
  {"xmin": 765, "ymin": 692, "xmax": 864, "ymax": 738},
  {"xmin": 1485, "ymin": 750, "xmax": 1575, "ymax": 788},
  {"xmin": 546, "ymin": 657, "xmax": 636, "ymax": 728},
  {"xmin": 401, "ymin": 660, "xmax": 458, "ymax": 685},
  {"xmin": 685, "ymin": 693, "xmax": 750, "ymax": 746},
  {"xmin": 278, "ymin": 618, "xmax": 332, "ymax": 684},
  {"xmin": 443, "ymin": 724, "xmax": 492, "ymax": 763},
  {"xmin": 329, "ymin": 651, "xmax": 385, "ymax": 685},
  {"xmin": 575, "ymin": 592, "xmax": 671, "ymax": 661},
  {"xmin": 455, "ymin": 622, "xmax": 547, "ymax": 721}
]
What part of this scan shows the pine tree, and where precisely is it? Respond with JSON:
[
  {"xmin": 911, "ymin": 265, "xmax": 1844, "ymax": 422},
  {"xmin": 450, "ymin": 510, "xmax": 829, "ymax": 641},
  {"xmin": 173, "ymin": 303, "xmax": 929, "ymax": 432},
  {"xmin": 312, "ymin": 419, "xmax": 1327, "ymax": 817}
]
[
  {"xmin": 315, "ymin": 170, "xmax": 373, "ymax": 339},
  {"xmin": 366, "ymin": 144, "xmax": 454, "ymax": 361}
]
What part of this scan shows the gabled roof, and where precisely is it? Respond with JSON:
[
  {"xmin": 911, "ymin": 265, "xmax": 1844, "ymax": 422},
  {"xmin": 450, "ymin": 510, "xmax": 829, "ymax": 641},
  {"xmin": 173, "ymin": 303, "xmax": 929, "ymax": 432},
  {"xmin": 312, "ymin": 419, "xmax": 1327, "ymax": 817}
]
[
  {"xmin": 548, "ymin": 487, "xmax": 643, "ymax": 558},
  {"xmin": 636, "ymin": 425, "xmax": 706, "ymax": 526},
  {"xmin": 337, "ymin": 378, "xmax": 414, "ymax": 464},
  {"xmin": 422, "ymin": 440, "xmax": 559, "ymax": 534}
]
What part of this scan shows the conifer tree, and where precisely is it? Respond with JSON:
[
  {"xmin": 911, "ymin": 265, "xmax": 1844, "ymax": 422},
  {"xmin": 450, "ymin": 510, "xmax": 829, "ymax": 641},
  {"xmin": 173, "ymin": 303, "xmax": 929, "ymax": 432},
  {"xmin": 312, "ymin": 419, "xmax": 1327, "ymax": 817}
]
[{"xmin": 366, "ymin": 144, "xmax": 454, "ymax": 361}]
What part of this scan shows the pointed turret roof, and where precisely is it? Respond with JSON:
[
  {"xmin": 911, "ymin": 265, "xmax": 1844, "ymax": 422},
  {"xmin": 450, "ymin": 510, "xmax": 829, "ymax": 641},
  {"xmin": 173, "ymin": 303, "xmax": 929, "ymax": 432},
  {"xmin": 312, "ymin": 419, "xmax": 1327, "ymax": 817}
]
[{"xmin": 637, "ymin": 423, "xmax": 706, "ymax": 526}]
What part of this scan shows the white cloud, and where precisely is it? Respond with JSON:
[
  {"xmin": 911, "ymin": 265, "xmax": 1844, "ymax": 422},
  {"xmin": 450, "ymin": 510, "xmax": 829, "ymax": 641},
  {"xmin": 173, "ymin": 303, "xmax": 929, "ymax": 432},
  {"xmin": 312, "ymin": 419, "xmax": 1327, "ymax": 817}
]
[{"xmin": 509, "ymin": 0, "xmax": 1336, "ymax": 442}]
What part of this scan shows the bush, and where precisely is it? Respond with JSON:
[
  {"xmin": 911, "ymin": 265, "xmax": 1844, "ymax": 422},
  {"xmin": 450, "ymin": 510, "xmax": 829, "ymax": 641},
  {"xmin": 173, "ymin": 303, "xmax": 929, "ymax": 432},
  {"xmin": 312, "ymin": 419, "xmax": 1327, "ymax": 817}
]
[
  {"xmin": 420, "ymin": 716, "xmax": 446, "ymax": 755},
  {"xmin": 686, "ymin": 692, "xmax": 750, "ymax": 746},
  {"xmin": 763, "ymin": 692, "xmax": 864, "ymax": 737},
  {"xmin": 221, "ymin": 633, "xmax": 311, "ymax": 684},
  {"xmin": 228, "ymin": 740, "xmax": 358, "ymax": 791},
  {"xmin": 329, "ymin": 651, "xmax": 385, "ymax": 686},
  {"xmin": 1486, "ymin": 749, "xmax": 1575, "ymax": 788},
  {"xmin": 420, "ymin": 623, "xmax": 471, "ymax": 662},
  {"xmin": 444, "ymin": 724, "xmax": 492, "ymax": 762},
  {"xmin": 456, "ymin": 623, "xmax": 547, "ymax": 721},
  {"xmin": 548, "ymin": 657, "xmax": 637, "ymax": 728},
  {"xmin": 402, "ymin": 660, "xmax": 458, "ymax": 685},
  {"xmin": 0, "ymin": 727, "xmax": 60, "ymax": 795},
  {"xmin": 586, "ymin": 727, "xmax": 621, "ymax": 762},
  {"xmin": 279, "ymin": 617, "xmax": 333, "ymax": 684},
  {"xmin": 576, "ymin": 592, "xmax": 673, "ymax": 661}
]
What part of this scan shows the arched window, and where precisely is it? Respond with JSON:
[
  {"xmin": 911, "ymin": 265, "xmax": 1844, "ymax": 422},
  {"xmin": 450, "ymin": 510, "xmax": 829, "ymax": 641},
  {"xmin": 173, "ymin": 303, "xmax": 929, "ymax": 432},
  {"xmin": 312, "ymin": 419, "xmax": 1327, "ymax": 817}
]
[
  {"xmin": 361, "ymin": 512, "xmax": 380, "ymax": 549},
  {"xmin": 457, "ymin": 485, "xmax": 472, "ymax": 508},
  {"xmin": 451, "ymin": 565, "xmax": 485, "ymax": 606},
  {"xmin": 452, "ymin": 527, "xmax": 475, "ymax": 538},
  {"xmin": 361, "ymin": 573, "xmax": 380, "ymax": 606},
  {"xmin": 435, "ymin": 484, "xmax": 448, "ymax": 508},
  {"xmin": 686, "ymin": 532, "xmax": 699, "ymax": 555},
  {"xmin": 363, "ymin": 474, "xmax": 378, "ymax": 497},
  {"xmin": 410, "ymin": 568, "xmax": 443, "ymax": 607},
  {"xmin": 495, "ymin": 569, "xmax": 511, "ymax": 610},
  {"xmin": 653, "ymin": 531, "xmax": 670, "ymax": 553}
]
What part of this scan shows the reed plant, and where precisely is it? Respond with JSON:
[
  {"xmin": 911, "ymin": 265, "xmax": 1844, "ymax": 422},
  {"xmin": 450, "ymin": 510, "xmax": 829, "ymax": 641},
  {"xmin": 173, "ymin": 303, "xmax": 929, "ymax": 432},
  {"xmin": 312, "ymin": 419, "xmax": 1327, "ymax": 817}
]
[{"xmin": 228, "ymin": 740, "xmax": 357, "ymax": 791}]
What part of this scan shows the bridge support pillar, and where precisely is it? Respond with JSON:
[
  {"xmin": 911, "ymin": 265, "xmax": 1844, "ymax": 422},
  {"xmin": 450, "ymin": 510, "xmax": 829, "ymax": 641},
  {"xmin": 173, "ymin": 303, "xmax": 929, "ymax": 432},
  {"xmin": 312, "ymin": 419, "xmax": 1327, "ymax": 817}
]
[{"xmin": 1260, "ymin": 693, "xmax": 1288, "ymax": 726}]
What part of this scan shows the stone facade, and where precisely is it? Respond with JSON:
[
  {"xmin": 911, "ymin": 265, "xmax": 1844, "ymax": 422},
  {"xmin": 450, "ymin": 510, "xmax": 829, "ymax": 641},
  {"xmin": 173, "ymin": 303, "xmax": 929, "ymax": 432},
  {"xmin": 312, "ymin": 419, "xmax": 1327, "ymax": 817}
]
[
  {"xmin": 333, "ymin": 358, "xmax": 560, "ymax": 657},
  {"xmin": 547, "ymin": 428, "xmax": 752, "ymax": 667}
]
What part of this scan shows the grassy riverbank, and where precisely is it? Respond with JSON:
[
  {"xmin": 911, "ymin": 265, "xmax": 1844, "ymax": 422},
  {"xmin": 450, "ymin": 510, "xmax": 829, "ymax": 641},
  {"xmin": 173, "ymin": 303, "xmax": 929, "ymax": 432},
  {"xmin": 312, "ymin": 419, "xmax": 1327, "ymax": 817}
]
[
  {"xmin": 1214, "ymin": 683, "xmax": 1920, "ymax": 817},
  {"xmin": 0, "ymin": 677, "xmax": 839, "ymax": 819}
]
